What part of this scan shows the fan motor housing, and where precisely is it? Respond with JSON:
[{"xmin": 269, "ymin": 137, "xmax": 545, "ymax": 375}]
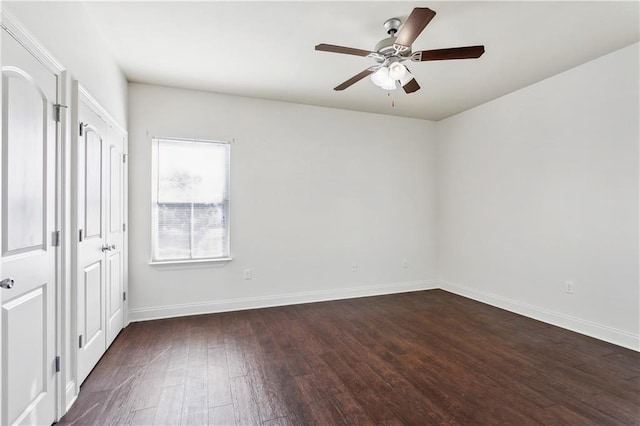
[
  {"xmin": 375, "ymin": 18, "xmax": 411, "ymax": 60},
  {"xmin": 374, "ymin": 36, "xmax": 411, "ymax": 59}
]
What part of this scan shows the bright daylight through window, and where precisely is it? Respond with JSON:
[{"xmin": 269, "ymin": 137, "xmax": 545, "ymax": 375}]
[{"xmin": 151, "ymin": 137, "xmax": 230, "ymax": 262}]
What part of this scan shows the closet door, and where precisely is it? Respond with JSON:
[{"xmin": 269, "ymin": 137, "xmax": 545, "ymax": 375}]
[
  {"xmin": 75, "ymin": 89, "xmax": 126, "ymax": 385},
  {"xmin": 1, "ymin": 29, "xmax": 58, "ymax": 425},
  {"xmin": 76, "ymin": 102, "xmax": 107, "ymax": 385}
]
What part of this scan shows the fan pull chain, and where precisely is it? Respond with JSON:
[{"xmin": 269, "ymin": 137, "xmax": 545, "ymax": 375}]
[{"xmin": 388, "ymin": 92, "xmax": 395, "ymax": 108}]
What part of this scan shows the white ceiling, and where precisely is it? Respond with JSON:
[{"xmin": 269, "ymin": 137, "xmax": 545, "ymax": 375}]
[{"xmin": 83, "ymin": 1, "xmax": 639, "ymax": 121}]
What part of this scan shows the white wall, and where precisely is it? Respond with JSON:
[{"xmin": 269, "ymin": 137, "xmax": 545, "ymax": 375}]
[
  {"xmin": 128, "ymin": 83, "xmax": 438, "ymax": 320},
  {"xmin": 437, "ymin": 43, "xmax": 639, "ymax": 350},
  {"xmin": 4, "ymin": 1, "xmax": 128, "ymax": 127}
]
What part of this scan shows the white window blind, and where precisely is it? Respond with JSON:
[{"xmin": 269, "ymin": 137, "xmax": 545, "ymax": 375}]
[{"xmin": 151, "ymin": 137, "xmax": 230, "ymax": 262}]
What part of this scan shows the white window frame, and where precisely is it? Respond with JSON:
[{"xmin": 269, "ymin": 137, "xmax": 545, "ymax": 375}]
[{"xmin": 150, "ymin": 136, "xmax": 231, "ymax": 265}]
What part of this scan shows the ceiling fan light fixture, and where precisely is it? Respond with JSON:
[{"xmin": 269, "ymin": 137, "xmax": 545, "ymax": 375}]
[
  {"xmin": 316, "ymin": 7, "xmax": 485, "ymax": 94},
  {"xmin": 388, "ymin": 62, "xmax": 407, "ymax": 80}
]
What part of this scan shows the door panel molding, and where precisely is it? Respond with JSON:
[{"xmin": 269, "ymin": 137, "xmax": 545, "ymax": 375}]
[
  {"xmin": 82, "ymin": 261, "xmax": 102, "ymax": 345},
  {"xmin": 83, "ymin": 125, "xmax": 102, "ymax": 240},
  {"xmin": 2, "ymin": 67, "xmax": 48, "ymax": 256},
  {"xmin": 108, "ymin": 145, "xmax": 121, "ymax": 233},
  {"xmin": 2, "ymin": 286, "xmax": 45, "ymax": 425}
]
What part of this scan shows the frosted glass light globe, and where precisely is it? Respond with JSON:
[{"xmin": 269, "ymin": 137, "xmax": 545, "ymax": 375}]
[
  {"xmin": 371, "ymin": 67, "xmax": 389, "ymax": 87},
  {"xmin": 380, "ymin": 78, "xmax": 397, "ymax": 91},
  {"xmin": 388, "ymin": 62, "xmax": 407, "ymax": 80},
  {"xmin": 371, "ymin": 66, "xmax": 398, "ymax": 90}
]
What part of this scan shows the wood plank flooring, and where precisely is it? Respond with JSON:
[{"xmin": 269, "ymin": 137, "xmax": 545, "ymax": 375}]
[{"xmin": 57, "ymin": 290, "xmax": 640, "ymax": 425}]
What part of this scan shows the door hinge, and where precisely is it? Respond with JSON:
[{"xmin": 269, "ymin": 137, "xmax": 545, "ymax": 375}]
[
  {"xmin": 123, "ymin": 291, "xmax": 127, "ymax": 302},
  {"xmin": 79, "ymin": 335, "xmax": 83, "ymax": 349},
  {"xmin": 123, "ymin": 223, "xmax": 127, "ymax": 232},
  {"xmin": 123, "ymin": 154, "xmax": 128, "ymax": 163},
  {"xmin": 55, "ymin": 356, "xmax": 61, "ymax": 373},
  {"xmin": 79, "ymin": 229, "xmax": 84, "ymax": 242},
  {"xmin": 53, "ymin": 104, "xmax": 67, "ymax": 122},
  {"xmin": 79, "ymin": 122, "xmax": 84, "ymax": 136},
  {"xmin": 52, "ymin": 230, "xmax": 61, "ymax": 247}
]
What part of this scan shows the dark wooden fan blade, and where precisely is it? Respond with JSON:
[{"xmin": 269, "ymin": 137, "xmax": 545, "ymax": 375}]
[
  {"xmin": 334, "ymin": 69, "xmax": 374, "ymax": 91},
  {"xmin": 394, "ymin": 7, "xmax": 436, "ymax": 48},
  {"xmin": 402, "ymin": 78, "xmax": 420, "ymax": 94},
  {"xmin": 315, "ymin": 43, "xmax": 374, "ymax": 57},
  {"xmin": 401, "ymin": 66, "xmax": 420, "ymax": 94},
  {"xmin": 412, "ymin": 46, "xmax": 485, "ymax": 61}
]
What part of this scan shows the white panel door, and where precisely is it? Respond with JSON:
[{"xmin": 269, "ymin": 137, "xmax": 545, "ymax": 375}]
[
  {"xmin": 105, "ymin": 127, "xmax": 124, "ymax": 346},
  {"xmin": 76, "ymin": 104, "xmax": 107, "ymax": 385},
  {"xmin": 76, "ymin": 96, "xmax": 125, "ymax": 384},
  {"xmin": 1, "ymin": 30, "xmax": 57, "ymax": 425}
]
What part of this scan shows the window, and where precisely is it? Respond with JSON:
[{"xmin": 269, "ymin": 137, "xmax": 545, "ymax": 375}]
[{"xmin": 151, "ymin": 137, "xmax": 230, "ymax": 263}]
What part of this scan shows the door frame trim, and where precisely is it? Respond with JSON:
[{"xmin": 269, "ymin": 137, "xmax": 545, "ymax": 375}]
[
  {"xmin": 0, "ymin": 10, "xmax": 64, "ymax": 75},
  {"xmin": 78, "ymin": 85, "xmax": 126, "ymax": 136},
  {"xmin": 0, "ymin": 8, "xmax": 66, "ymax": 422}
]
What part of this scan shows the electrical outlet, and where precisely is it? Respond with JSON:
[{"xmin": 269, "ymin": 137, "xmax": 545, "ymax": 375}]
[
  {"xmin": 564, "ymin": 281, "xmax": 574, "ymax": 294},
  {"xmin": 244, "ymin": 268, "xmax": 252, "ymax": 280},
  {"xmin": 351, "ymin": 263, "xmax": 357, "ymax": 272},
  {"xmin": 402, "ymin": 259, "xmax": 408, "ymax": 268}
]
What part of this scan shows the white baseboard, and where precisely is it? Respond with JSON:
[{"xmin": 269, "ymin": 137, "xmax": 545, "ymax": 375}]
[
  {"xmin": 65, "ymin": 380, "xmax": 77, "ymax": 412},
  {"xmin": 129, "ymin": 280, "xmax": 438, "ymax": 322},
  {"xmin": 439, "ymin": 280, "xmax": 639, "ymax": 352},
  {"xmin": 128, "ymin": 279, "xmax": 638, "ymax": 351}
]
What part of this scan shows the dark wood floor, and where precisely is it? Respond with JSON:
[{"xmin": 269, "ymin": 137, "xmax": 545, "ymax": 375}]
[{"xmin": 58, "ymin": 290, "xmax": 640, "ymax": 425}]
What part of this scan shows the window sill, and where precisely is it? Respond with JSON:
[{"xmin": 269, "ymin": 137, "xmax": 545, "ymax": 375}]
[{"xmin": 149, "ymin": 257, "xmax": 232, "ymax": 266}]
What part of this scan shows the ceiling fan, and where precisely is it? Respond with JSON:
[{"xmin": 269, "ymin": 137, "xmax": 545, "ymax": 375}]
[{"xmin": 315, "ymin": 7, "xmax": 485, "ymax": 94}]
